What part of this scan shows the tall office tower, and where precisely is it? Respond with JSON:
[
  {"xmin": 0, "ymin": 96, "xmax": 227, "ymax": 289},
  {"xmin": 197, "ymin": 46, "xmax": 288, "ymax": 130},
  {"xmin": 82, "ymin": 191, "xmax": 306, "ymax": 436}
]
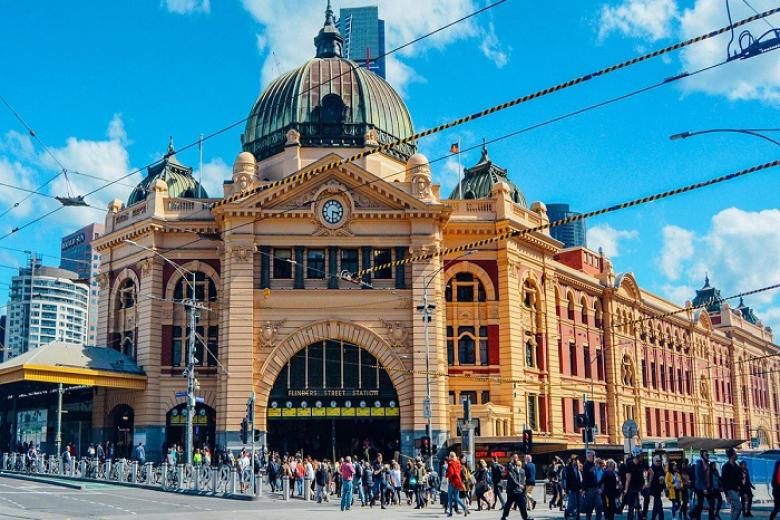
[
  {"xmin": 547, "ymin": 203, "xmax": 587, "ymax": 248},
  {"xmin": 337, "ymin": 6, "xmax": 386, "ymax": 78},
  {"xmin": 60, "ymin": 223, "xmax": 103, "ymax": 346}
]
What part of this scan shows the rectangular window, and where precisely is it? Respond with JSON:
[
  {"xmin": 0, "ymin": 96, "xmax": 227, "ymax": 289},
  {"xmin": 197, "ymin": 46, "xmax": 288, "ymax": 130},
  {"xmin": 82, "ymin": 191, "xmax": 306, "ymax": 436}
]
[
  {"xmin": 569, "ymin": 342, "xmax": 577, "ymax": 376},
  {"xmin": 172, "ymin": 326, "xmax": 182, "ymax": 367},
  {"xmin": 446, "ymin": 326, "xmax": 454, "ymax": 366},
  {"xmin": 373, "ymin": 249, "xmax": 392, "ymax": 279},
  {"xmin": 599, "ymin": 402, "xmax": 608, "ymax": 436},
  {"xmin": 573, "ymin": 399, "xmax": 581, "ymax": 430},
  {"xmin": 306, "ymin": 249, "xmax": 326, "ymax": 279},
  {"xmin": 448, "ymin": 391, "xmax": 456, "ymax": 405},
  {"xmin": 479, "ymin": 326, "xmax": 488, "ymax": 366},
  {"xmin": 273, "ymin": 248, "xmax": 293, "ymax": 279},
  {"xmin": 646, "ymin": 407, "xmax": 653, "ymax": 436},
  {"xmin": 660, "ymin": 365, "xmax": 667, "ymax": 391},
  {"xmin": 207, "ymin": 326, "xmax": 218, "ymax": 367},
  {"xmin": 461, "ymin": 391, "xmax": 477, "ymax": 404},
  {"xmin": 527, "ymin": 394, "xmax": 538, "ymax": 430},
  {"xmin": 584, "ymin": 346, "xmax": 591, "ymax": 379},
  {"xmin": 677, "ymin": 368, "xmax": 683, "ymax": 394},
  {"xmin": 650, "ymin": 362, "xmax": 657, "ymax": 388},
  {"xmin": 596, "ymin": 349, "xmax": 604, "ymax": 381},
  {"xmin": 340, "ymin": 249, "xmax": 359, "ymax": 275},
  {"xmin": 458, "ymin": 326, "xmax": 476, "ymax": 365},
  {"xmin": 481, "ymin": 391, "xmax": 491, "ymax": 404}
]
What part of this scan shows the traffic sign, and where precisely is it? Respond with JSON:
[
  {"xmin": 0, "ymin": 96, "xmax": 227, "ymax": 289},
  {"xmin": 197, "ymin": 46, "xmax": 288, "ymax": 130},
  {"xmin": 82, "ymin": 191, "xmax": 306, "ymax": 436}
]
[
  {"xmin": 622, "ymin": 419, "xmax": 639, "ymax": 438},
  {"xmin": 196, "ymin": 397, "xmax": 205, "ymax": 403},
  {"xmin": 423, "ymin": 398, "xmax": 432, "ymax": 419}
]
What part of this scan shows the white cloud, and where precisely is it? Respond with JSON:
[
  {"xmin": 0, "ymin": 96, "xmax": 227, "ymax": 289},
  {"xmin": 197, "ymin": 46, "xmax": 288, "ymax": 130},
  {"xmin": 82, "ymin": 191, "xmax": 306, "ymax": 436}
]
[
  {"xmin": 586, "ymin": 223, "xmax": 639, "ymax": 257},
  {"xmin": 162, "ymin": 0, "xmax": 210, "ymax": 15},
  {"xmin": 598, "ymin": 0, "xmax": 679, "ymax": 41},
  {"xmin": 241, "ymin": 0, "xmax": 505, "ymax": 91},
  {"xmin": 658, "ymin": 207, "xmax": 780, "ymax": 331},
  {"xmin": 678, "ymin": 0, "xmax": 780, "ymax": 104},
  {"xmin": 194, "ymin": 157, "xmax": 230, "ymax": 197},
  {"xmin": 0, "ymin": 158, "xmax": 39, "ymax": 218},
  {"xmin": 659, "ymin": 224, "xmax": 695, "ymax": 280},
  {"xmin": 596, "ymin": 0, "xmax": 780, "ymax": 104},
  {"xmin": 479, "ymin": 21, "xmax": 510, "ymax": 68}
]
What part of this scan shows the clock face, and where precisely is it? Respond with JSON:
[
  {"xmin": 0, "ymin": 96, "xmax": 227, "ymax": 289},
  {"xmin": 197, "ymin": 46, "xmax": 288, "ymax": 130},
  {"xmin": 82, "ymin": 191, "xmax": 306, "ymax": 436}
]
[{"xmin": 322, "ymin": 199, "xmax": 344, "ymax": 224}]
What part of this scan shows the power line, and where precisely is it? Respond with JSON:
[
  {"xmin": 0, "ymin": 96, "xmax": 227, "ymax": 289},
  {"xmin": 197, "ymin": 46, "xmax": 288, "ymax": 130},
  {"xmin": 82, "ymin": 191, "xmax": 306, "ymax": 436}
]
[
  {"xmin": 211, "ymin": 6, "xmax": 780, "ymax": 211},
  {"xmin": 159, "ymin": 56, "xmax": 733, "ymax": 258}
]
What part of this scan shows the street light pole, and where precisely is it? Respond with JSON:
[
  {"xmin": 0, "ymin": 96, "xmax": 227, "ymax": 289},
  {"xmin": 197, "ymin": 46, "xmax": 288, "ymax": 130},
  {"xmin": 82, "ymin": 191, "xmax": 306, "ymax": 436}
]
[
  {"xmin": 417, "ymin": 249, "xmax": 476, "ymax": 471},
  {"xmin": 123, "ymin": 239, "xmax": 198, "ymax": 465},
  {"xmin": 670, "ymin": 128, "xmax": 780, "ymax": 147}
]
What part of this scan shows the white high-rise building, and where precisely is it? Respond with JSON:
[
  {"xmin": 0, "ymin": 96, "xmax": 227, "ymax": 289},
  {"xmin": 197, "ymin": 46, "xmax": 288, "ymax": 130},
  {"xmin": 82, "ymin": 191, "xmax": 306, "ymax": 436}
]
[{"xmin": 4, "ymin": 256, "xmax": 89, "ymax": 360}]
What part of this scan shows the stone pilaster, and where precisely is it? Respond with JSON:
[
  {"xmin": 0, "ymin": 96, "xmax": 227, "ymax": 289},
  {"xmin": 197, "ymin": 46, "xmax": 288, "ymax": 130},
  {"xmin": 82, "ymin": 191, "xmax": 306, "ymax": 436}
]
[{"xmin": 217, "ymin": 229, "xmax": 255, "ymax": 449}]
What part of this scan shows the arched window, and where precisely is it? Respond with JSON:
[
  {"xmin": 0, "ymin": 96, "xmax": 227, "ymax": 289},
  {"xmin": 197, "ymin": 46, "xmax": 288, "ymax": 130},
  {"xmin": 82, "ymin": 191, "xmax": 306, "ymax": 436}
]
[
  {"xmin": 567, "ymin": 293, "xmax": 575, "ymax": 321},
  {"xmin": 117, "ymin": 279, "xmax": 136, "ymax": 309},
  {"xmin": 594, "ymin": 300, "xmax": 603, "ymax": 328},
  {"xmin": 554, "ymin": 287, "xmax": 561, "ymax": 317},
  {"xmin": 580, "ymin": 296, "xmax": 589, "ymax": 325},
  {"xmin": 445, "ymin": 272, "xmax": 486, "ymax": 303},
  {"xmin": 523, "ymin": 279, "xmax": 542, "ymax": 368},
  {"xmin": 447, "ymin": 325, "xmax": 488, "ymax": 366},
  {"xmin": 170, "ymin": 271, "xmax": 219, "ymax": 368},
  {"xmin": 525, "ymin": 338, "xmax": 535, "ymax": 368},
  {"xmin": 112, "ymin": 277, "xmax": 137, "ymax": 359}
]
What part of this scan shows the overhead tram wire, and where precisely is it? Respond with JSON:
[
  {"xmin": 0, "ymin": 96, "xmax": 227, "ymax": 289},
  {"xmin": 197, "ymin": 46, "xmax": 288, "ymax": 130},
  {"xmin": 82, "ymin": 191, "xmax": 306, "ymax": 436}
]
[
  {"xmin": 5, "ymin": 7, "xmax": 778, "ymax": 241},
  {"xmin": 75, "ymin": 1, "xmax": 508, "ymax": 201},
  {"xmin": 208, "ymin": 6, "xmax": 780, "ymax": 211},
  {"xmin": 354, "ymin": 157, "xmax": 780, "ymax": 280},
  {"xmin": 0, "ymin": 94, "xmax": 81, "ymax": 218},
  {"xmin": 158, "ymin": 56, "xmax": 737, "ymax": 257}
]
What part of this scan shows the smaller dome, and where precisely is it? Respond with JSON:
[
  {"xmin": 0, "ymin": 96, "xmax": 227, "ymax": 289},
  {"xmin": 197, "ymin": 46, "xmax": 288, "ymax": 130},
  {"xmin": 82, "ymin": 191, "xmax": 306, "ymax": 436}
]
[
  {"xmin": 235, "ymin": 151, "xmax": 255, "ymax": 165},
  {"xmin": 449, "ymin": 144, "xmax": 527, "ymax": 207},
  {"xmin": 407, "ymin": 153, "xmax": 429, "ymax": 167},
  {"xmin": 127, "ymin": 137, "xmax": 208, "ymax": 206}
]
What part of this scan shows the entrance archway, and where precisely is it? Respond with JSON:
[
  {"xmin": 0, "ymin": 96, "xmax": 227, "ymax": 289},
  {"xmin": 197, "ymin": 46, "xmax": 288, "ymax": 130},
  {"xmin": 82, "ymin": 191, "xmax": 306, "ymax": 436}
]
[
  {"xmin": 108, "ymin": 404, "xmax": 134, "ymax": 459},
  {"xmin": 267, "ymin": 339, "xmax": 400, "ymax": 461},
  {"xmin": 165, "ymin": 403, "xmax": 216, "ymax": 452}
]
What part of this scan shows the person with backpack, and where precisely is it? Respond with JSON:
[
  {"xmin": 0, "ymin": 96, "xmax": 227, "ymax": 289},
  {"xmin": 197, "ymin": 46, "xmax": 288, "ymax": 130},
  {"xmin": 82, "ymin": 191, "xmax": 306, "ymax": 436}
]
[
  {"xmin": 474, "ymin": 459, "xmax": 492, "ymax": 511},
  {"xmin": 412, "ymin": 458, "xmax": 427, "ymax": 509},
  {"xmin": 315, "ymin": 460, "xmax": 330, "ymax": 503},
  {"xmin": 739, "ymin": 461, "xmax": 755, "ymax": 518},
  {"xmin": 692, "ymin": 450, "xmax": 712, "ymax": 520},
  {"xmin": 648, "ymin": 455, "xmax": 666, "ymax": 520},
  {"xmin": 491, "ymin": 456, "xmax": 506, "ymax": 509},
  {"xmin": 721, "ymin": 449, "xmax": 742, "ymax": 520}
]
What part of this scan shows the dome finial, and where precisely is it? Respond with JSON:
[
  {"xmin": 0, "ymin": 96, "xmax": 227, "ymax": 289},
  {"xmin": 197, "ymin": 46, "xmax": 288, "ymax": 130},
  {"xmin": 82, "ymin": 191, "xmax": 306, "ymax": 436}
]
[
  {"xmin": 166, "ymin": 136, "xmax": 175, "ymax": 158},
  {"xmin": 703, "ymin": 272, "xmax": 710, "ymax": 288},
  {"xmin": 314, "ymin": 0, "xmax": 343, "ymax": 58},
  {"xmin": 479, "ymin": 138, "xmax": 490, "ymax": 163}
]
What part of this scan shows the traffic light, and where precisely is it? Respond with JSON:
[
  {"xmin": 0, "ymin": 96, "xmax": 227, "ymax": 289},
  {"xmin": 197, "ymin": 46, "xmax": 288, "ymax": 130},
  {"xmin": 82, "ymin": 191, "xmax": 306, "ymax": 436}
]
[
  {"xmin": 582, "ymin": 427, "xmax": 594, "ymax": 444},
  {"xmin": 253, "ymin": 429, "xmax": 262, "ymax": 443},
  {"xmin": 521, "ymin": 429, "xmax": 533, "ymax": 454},
  {"xmin": 584, "ymin": 400, "xmax": 596, "ymax": 428},
  {"xmin": 240, "ymin": 418, "xmax": 248, "ymax": 444},
  {"xmin": 575, "ymin": 413, "xmax": 587, "ymax": 429},
  {"xmin": 420, "ymin": 436, "xmax": 431, "ymax": 456}
]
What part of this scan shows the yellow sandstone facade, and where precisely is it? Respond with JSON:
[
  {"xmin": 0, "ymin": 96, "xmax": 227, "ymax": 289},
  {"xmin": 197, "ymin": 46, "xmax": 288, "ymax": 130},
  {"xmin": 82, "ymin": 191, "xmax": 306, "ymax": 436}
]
[{"xmin": 91, "ymin": 10, "xmax": 778, "ymax": 461}]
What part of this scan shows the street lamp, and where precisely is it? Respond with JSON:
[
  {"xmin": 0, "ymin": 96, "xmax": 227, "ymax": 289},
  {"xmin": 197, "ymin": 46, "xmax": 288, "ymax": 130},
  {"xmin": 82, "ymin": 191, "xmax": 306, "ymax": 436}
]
[
  {"xmin": 670, "ymin": 128, "xmax": 780, "ymax": 146},
  {"xmin": 417, "ymin": 249, "xmax": 476, "ymax": 471},
  {"xmin": 123, "ymin": 239, "xmax": 199, "ymax": 466}
]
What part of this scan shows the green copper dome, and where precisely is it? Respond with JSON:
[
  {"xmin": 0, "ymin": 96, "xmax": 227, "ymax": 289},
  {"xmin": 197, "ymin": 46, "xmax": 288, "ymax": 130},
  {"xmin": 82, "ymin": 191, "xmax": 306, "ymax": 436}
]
[
  {"xmin": 242, "ymin": 3, "xmax": 416, "ymax": 162},
  {"xmin": 449, "ymin": 144, "xmax": 527, "ymax": 206},
  {"xmin": 127, "ymin": 138, "xmax": 208, "ymax": 206}
]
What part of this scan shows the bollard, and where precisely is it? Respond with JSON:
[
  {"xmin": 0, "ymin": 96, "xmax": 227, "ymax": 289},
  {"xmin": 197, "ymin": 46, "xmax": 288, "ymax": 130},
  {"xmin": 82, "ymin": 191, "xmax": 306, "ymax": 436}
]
[
  {"xmin": 37, "ymin": 457, "xmax": 43, "ymax": 473},
  {"xmin": 130, "ymin": 462, "xmax": 137, "ymax": 483},
  {"xmin": 79, "ymin": 459, "xmax": 86, "ymax": 478},
  {"xmin": 104, "ymin": 459, "xmax": 111, "ymax": 481},
  {"xmin": 256, "ymin": 471, "xmax": 263, "ymax": 497},
  {"xmin": 59, "ymin": 456, "xmax": 65, "ymax": 476},
  {"xmin": 144, "ymin": 462, "xmax": 154, "ymax": 487},
  {"xmin": 176, "ymin": 464, "xmax": 184, "ymax": 489},
  {"xmin": 282, "ymin": 475, "xmax": 290, "ymax": 500},
  {"xmin": 117, "ymin": 460, "xmax": 125, "ymax": 482},
  {"xmin": 303, "ymin": 477, "xmax": 312, "ymax": 501},
  {"xmin": 230, "ymin": 468, "xmax": 237, "ymax": 495},
  {"xmin": 212, "ymin": 467, "xmax": 218, "ymax": 494},
  {"xmin": 194, "ymin": 465, "xmax": 201, "ymax": 491},
  {"xmin": 1, "ymin": 453, "xmax": 7, "ymax": 470}
]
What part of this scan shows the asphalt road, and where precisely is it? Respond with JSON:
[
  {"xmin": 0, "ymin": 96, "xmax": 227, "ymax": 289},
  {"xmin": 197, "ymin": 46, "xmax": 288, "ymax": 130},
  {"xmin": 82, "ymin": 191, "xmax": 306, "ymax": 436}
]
[{"xmin": 0, "ymin": 475, "xmax": 775, "ymax": 520}]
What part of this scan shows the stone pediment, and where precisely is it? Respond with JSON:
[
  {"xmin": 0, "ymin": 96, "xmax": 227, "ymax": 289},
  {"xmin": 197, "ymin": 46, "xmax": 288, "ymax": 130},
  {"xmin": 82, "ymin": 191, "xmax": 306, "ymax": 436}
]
[{"xmin": 224, "ymin": 154, "xmax": 441, "ymax": 215}]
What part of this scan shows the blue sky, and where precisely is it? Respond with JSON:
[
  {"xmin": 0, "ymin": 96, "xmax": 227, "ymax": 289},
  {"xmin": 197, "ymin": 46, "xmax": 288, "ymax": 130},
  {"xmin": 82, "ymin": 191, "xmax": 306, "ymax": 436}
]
[{"xmin": 0, "ymin": 0, "xmax": 779, "ymax": 330}]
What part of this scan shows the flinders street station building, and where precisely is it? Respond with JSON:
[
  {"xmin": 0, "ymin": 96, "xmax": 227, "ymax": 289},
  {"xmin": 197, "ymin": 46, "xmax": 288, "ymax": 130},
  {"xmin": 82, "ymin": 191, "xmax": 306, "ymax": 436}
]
[{"xmin": 4, "ymin": 9, "xmax": 776, "ymax": 463}]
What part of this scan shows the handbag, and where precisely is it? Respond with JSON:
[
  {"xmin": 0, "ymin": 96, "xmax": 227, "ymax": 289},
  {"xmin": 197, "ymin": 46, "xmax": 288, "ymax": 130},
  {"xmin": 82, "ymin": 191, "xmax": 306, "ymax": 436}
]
[{"xmin": 409, "ymin": 476, "xmax": 418, "ymax": 487}]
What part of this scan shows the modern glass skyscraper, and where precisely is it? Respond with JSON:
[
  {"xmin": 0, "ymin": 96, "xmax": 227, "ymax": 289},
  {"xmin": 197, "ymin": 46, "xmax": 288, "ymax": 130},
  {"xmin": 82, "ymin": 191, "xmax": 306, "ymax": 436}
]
[
  {"xmin": 337, "ymin": 6, "xmax": 386, "ymax": 79},
  {"xmin": 60, "ymin": 223, "xmax": 103, "ymax": 346},
  {"xmin": 547, "ymin": 203, "xmax": 587, "ymax": 248}
]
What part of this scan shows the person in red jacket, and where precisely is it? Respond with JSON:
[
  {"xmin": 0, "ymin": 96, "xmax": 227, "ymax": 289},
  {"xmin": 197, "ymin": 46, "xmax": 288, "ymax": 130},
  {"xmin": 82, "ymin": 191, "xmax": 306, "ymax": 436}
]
[{"xmin": 446, "ymin": 452, "xmax": 469, "ymax": 517}]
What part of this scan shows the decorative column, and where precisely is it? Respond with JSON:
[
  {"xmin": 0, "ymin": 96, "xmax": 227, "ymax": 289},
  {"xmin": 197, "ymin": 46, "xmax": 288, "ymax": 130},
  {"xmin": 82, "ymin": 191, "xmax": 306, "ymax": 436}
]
[{"xmin": 217, "ymin": 228, "xmax": 255, "ymax": 450}]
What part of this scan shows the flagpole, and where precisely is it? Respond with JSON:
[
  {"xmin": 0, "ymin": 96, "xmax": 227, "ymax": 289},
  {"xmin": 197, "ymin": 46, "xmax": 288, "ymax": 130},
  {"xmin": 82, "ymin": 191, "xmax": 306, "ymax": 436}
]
[{"xmin": 457, "ymin": 137, "xmax": 463, "ymax": 200}]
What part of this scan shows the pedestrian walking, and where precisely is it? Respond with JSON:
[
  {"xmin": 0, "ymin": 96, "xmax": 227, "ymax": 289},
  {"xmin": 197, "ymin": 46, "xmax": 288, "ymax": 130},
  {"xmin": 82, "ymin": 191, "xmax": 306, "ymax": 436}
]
[
  {"xmin": 445, "ymin": 452, "xmax": 469, "ymax": 516},
  {"xmin": 500, "ymin": 453, "xmax": 528, "ymax": 520},
  {"xmin": 768, "ymin": 460, "xmax": 780, "ymax": 520},
  {"xmin": 474, "ymin": 459, "xmax": 492, "ymax": 511},
  {"xmin": 692, "ymin": 450, "xmax": 712, "ymax": 520},
  {"xmin": 739, "ymin": 462, "xmax": 754, "ymax": 518},
  {"xmin": 648, "ymin": 455, "xmax": 666, "ymax": 520},
  {"xmin": 133, "ymin": 442, "xmax": 146, "ymax": 465},
  {"xmin": 721, "ymin": 449, "xmax": 742, "ymax": 520},
  {"xmin": 340, "ymin": 456, "xmax": 355, "ymax": 511},
  {"xmin": 525, "ymin": 455, "xmax": 537, "ymax": 511},
  {"xmin": 667, "ymin": 462, "xmax": 683, "ymax": 520},
  {"xmin": 491, "ymin": 456, "xmax": 506, "ymax": 509},
  {"xmin": 602, "ymin": 459, "xmax": 621, "ymax": 520},
  {"xmin": 412, "ymin": 458, "xmax": 427, "ymax": 509},
  {"xmin": 680, "ymin": 459, "xmax": 691, "ymax": 520},
  {"xmin": 623, "ymin": 448, "xmax": 647, "ymax": 520},
  {"xmin": 582, "ymin": 450, "xmax": 603, "ymax": 520},
  {"xmin": 564, "ymin": 453, "xmax": 583, "ymax": 520},
  {"xmin": 710, "ymin": 461, "xmax": 723, "ymax": 520}
]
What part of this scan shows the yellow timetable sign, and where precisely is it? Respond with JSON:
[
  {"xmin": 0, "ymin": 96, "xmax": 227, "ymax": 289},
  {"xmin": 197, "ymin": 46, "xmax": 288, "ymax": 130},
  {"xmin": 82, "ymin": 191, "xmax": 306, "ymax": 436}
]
[
  {"xmin": 268, "ymin": 408, "xmax": 282, "ymax": 417},
  {"xmin": 297, "ymin": 408, "xmax": 312, "ymax": 417},
  {"xmin": 386, "ymin": 407, "xmax": 400, "ymax": 416},
  {"xmin": 370, "ymin": 408, "xmax": 385, "ymax": 416},
  {"xmin": 282, "ymin": 408, "xmax": 296, "ymax": 417},
  {"xmin": 312, "ymin": 407, "xmax": 326, "ymax": 417},
  {"xmin": 326, "ymin": 408, "xmax": 341, "ymax": 416},
  {"xmin": 341, "ymin": 408, "xmax": 355, "ymax": 416}
]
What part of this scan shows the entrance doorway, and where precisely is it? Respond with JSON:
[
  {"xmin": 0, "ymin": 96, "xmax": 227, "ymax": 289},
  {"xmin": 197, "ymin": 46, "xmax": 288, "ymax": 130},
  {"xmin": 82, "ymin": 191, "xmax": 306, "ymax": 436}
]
[
  {"xmin": 267, "ymin": 340, "xmax": 400, "ymax": 460},
  {"xmin": 108, "ymin": 404, "xmax": 134, "ymax": 459},
  {"xmin": 165, "ymin": 403, "xmax": 216, "ymax": 452}
]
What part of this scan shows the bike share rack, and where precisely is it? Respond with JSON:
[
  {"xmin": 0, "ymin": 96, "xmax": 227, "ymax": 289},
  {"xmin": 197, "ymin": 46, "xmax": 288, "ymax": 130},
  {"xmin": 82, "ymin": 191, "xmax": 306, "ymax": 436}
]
[{"xmin": 0, "ymin": 452, "xmax": 265, "ymax": 500}]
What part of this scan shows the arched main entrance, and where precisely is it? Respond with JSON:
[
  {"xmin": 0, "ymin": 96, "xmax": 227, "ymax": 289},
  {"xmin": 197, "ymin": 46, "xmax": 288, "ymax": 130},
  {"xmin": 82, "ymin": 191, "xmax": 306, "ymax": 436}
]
[
  {"xmin": 165, "ymin": 403, "xmax": 216, "ymax": 452},
  {"xmin": 108, "ymin": 404, "xmax": 134, "ymax": 459},
  {"xmin": 267, "ymin": 339, "xmax": 400, "ymax": 461}
]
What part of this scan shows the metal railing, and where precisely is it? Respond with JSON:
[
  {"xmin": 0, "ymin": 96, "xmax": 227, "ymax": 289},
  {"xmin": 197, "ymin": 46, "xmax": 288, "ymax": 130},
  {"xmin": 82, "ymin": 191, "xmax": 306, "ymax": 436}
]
[{"xmin": 0, "ymin": 453, "xmax": 264, "ymax": 499}]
